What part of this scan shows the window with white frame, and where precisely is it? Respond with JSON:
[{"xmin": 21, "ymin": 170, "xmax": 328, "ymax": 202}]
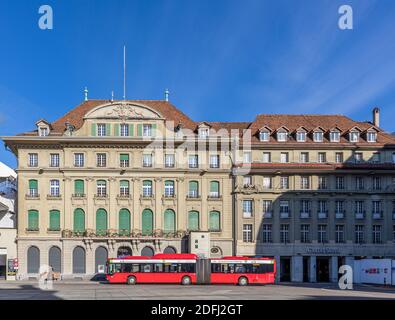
[
  {"xmin": 39, "ymin": 127, "xmax": 49, "ymax": 137},
  {"xmin": 318, "ymin": 152, "xmax": 326, "ymax": 163},
  {"xmin": 355, "ymin": 225, "xmax": 364, "ymax": 244},
  {"xmin": 262, "ymin": 224, "xmax": 272, "ymax": 243},
  {"xmin": 262, "ymin": 177, "xmax": 272, "ymax": 189},
  {"xmin": 209, "ymin": 155, "xmax": 220, "ymax": 168},
  {"xmin": 243, "ymin": 224, "xmax": 253, "ymax": 242},
  {"xmin": 300, "ymin": 152, "xmax": 309, "ymax": 163},
  {"xmin": 296, "ymin": 131, "xmax": 306, "ymax": 142},
  {"xmin": 318, "ymin": 200, "xmax": 327, "ymax": 213},
  {"xmin": 243, "ymin": 175, "xmax": 252, "ymax": 186},
  {"xmin": 120, "ymin": 123, "xmax": 129, "ymax": 137},
  {"xmin": 277, "ymin": 131, "xmax": 288, "ymax": 142},
  {"xmin": 300, "ymin": 176, "xmax": 310, "ymax": 189},
  {"xmin": 164, "ymin": 154, "xmax": 175, "ymax": 168},
  {"xmin": 96, "ymin": 153, "xmax": 107, "ymax": 167},
  {"xmin": 262, "ymin": 200, "xmax": 272, "ymax": 214},
  {"xmin": 120, "ymin": 154, "xmax": 130, "ymax": 168},
  {"xmin": 97, "ymin": 124, "xmax": 106, "ymax": 136},
  {"xmin": 188, "ymin": 155, "xmax": 199, "ymax": 168},
  {"xmin": 50, "ymin": 179, "xmax": 60, "ymax": 196},
  {"xmin": 74, "ymin": 153, "xmax": 84, "ymax": 167},
  {"xmin": 372, "ymin": 200, "xmax": 381, "ymax": 214},
  {"xmin": 355, "ymin": 201, "xmax": 364, "ymax": 214},
  {"xmin": 280, "ymin": 176, "xmax": 289, "ymax": 189},
  {"xmin": 335, "ymin": 225, "xmax": 345, "ymax": 243},
  {"xmin": 349, "ymin": 131, "xmax": 360, "ymax": 142},
  {"xmin": 313, "ymin": 131, "xmax": 323, "ymax": 142},
  {"xmin": 367, "ymin": 131, "xmax": 377, "ymax": 143},
  {"xmin": 354, "ymin": 152, "xmax": 363, "ymax": 163},
  {"xmin": 300, "ymin": 200, "xmax": 310, "ymax": 214},
  {"xmin": 50, "ymin": 153, "xmax": 60, "ymax": 167},
  {"xmin": 330, "ymin": 131, "xmax": 340, "ymax": 142},
  {"xmin": 335, "ymin": 152, "xmax": 344, "ymax": 163},
  {"xmin": 280, "ymin": 152, "xmax": 289, "ymax": 163},
  {"xmin": 335, "ymin": 200, "xmax": 344, "ymax": 214},
  {"xmin": 280, "ymin": 200, "xmax": 290, "ymax": 214},
  {"xmin": 119, "ymin": 180, "xmax": 130, "ymax": 196},
  {"xmin": 243, "ymin": 152, "xmax": 252, "ymax": 163},
  {"xmin": 355, "ymin": 176, "xmax": 364, "ymax": 190},
  {"xmin": 262, "ymin": 152, "xmax": 271, "ymax": 163},
  {"xmin": 335, "ymin": 176, "xmax": 345, "ymax": 190},
  {"xmin": 301, "ymin": 224, "xmax": 310, "ymax": 243},
  {"xmin": 143, "ymin": 124, "xmax": 152, "ymax": 137},
  {"xmin": 242, "ymin": 200, "xmax": 253, "ymax": 218},
  {"xmin": 318, "ymin": 176, "xmax": 328, "ymax": 189},
  {"xmin": 259, "ymin": 131, "xmax": 270, "ymax": 142},
  {"xmin": 198, "ymin": 127, "xmax": 209, "ymax": 138},
  {"xmin": 373, "ymin": 225, "xmax": 382, "ymax": 244},
  {"xmin": 143, "ymin": 154, "xmax": 153, "ymax": 167},
  {"xmin": 28, "ymin": 153, "xmax": 38, "ymax": 167},
  {"xmin": 97, "ymin": 180, "xmax": 107, "ymax": 196},
  {"xmin": 164, "ymin": 180, "xmax": 175, "ymax": 197},
  {"xmin": 280, "ymin": 224, "xmax": 289, "ymax": 243},
  {"xmin": 318, "ymin": 225, "xmax": 327, "ymax": 243},
  {"xmin": 372, "ymin": 176, "xmax": 381, "ymax": 190},
  {"xmin": 142, "ymin": 180, "xmax": 153, "ymax": 197}
]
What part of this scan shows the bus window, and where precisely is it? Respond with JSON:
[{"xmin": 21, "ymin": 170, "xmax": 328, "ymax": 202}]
[
  {"xmin": 211, "ymin": 263, "xmax": 221, "ymax": 273},
  {"xmin": 142, "ymin": 264, "xmax": 153, "ymax": 273},
  {"xmin": 235, "ymin": 264, "xmax": 246, "ymax": 273},
  {"xmin": 154, "ymin": 263, "xmax": 163, "ymax": 272},
  {"xmin": 108, "ymin": 263, "xmax": 122, "ymax": 274},
  {"xmin": 180, "ymin": 263, "xmax": 195, "ymax": 273}
]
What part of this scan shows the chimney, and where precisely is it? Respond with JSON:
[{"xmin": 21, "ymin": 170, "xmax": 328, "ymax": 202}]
[
  {"xmin": 164, "ymin": 89, "xmax": 170, "ymax": 102},
  {"xmin": 373, "ymin": 107, "xmax": 380, "ymax": 127}
]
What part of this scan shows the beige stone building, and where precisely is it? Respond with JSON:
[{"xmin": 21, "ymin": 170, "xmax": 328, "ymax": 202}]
[{"xmin": 2, "ymin": 100, "xmax": 395, "ymax": 283}]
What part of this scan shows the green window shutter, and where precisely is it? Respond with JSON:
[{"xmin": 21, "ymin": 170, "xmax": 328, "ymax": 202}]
[
  {"xmin": 49, "ymin": 210, "xmax": 60, "ymax": 230},
  {"xmin": 188, "ymin": 211, "xmax": 199, "ymax": 231},
  {"xmin": 74, "ymin": 180, "xmax": 84, "ymax": 195},
  {"xmin": 73, "ymin": 209, "xmax": 85, "ymax": 233},
  {"xmin": 209, "ymin": 211, "xmax": 220, "ymax": 231},
  {"xmin": 164, "ymin": 209, "xmax": 175, "ymax": 233},
  {"xmin": 120, "ymin": 154, "xmax": 129, "ymax": 161},
  {"xmin": 143, "ymin": 180, "xmax": 152, "ymax": 187},
  {"xmin": 120, "ymin": 180, "xmax": 129, "ymax": 187},
  {"xmin": 106, "ymin": 124, "xmax": 111, "ymax": 136},
  {"xmin": 96, "ymin": 209, "xmax": 108, "ymax": 234},
  {"xmin": 137, "ymin": 124, "xmax": 143, "ymax": 136},
  {"xmin": 210, "ymin": 181, "xmax": 219, "ymax": 193},
  {"xmin": 152, "ymin": 124, "xmax": 157, "ymax": 137},
  {"xmin": 28, "ymin": 210, "xmax": 39, "ymax": 230},
  {"xmin": 29, "ymin": 179, "xmax": 38, "ymax": 189},
  {"xmin": 114, "ymin": 123, "xmax": 120, "ymax": 136},
  {"xmin": 91, "ymin": 123, "xmax": 97, "ymax": 136},
  {"xmin": 119, "ymin": 209, "xmax": 131, "ymax": 235},
  {"xmin": 142, "ymin": 209, "xmax": 153, "ymax": 236},
  {"xmin": 129, "ymin": 124, "xmax": 134, "ymax": 136},
  {"xmin": 165, "ymin": 180, "xmax": 173, "ymax": 187}
]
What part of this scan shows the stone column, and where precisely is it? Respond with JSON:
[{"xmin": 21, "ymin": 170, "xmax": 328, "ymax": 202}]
[
  {"xmin": 330, "ymin": 256, "xmax": 338, "ymax": 283},
  {"xmin": 309, "ymin": 256, "xmax": 317, "ymax": 282},
  {"xmin": 291, "ymin": 255, "xmax": 303, "ymax": 282}
]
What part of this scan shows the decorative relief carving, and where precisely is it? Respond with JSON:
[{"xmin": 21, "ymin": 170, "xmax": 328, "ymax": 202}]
[{"xmin": 106, "ymin": 104, "xmax": 145, "ymax": 120}]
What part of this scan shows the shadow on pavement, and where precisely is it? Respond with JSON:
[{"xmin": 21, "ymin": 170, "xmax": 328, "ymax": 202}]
[{"xmin": 0, "ymin": 284, "xmax": 63, "ymax": 300}]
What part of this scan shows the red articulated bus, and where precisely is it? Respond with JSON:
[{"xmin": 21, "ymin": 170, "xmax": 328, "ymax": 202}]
[{"xmin": 106, "ymin": 253, "xmax": 276, "ymax": 286}]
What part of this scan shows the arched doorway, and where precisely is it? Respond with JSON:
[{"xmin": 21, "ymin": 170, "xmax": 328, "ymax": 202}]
[
  {"xmin": 95, "ymin": 246, "xmax": 108, "ymax": 273},
  {"xmin": 48, "ymin": 246, "xmax": 61, "ymax": 273},
  {"xmin": 163, "ymin": 246, "xmax": 177, "ymax": 254},
  {"xmin": 72, "ymin": 246, "xmax": 86, "ymax": 274},
  {"xmin": 117, "ymin": 246, "xmax": 132, "ymax": 257},
  {"xmin": 141, "ymin": 246, "xmax": 154, "ymax": 257},
  {"xmin": 27, "ymin": 246, "xmax": 40, "ymax": 274}
]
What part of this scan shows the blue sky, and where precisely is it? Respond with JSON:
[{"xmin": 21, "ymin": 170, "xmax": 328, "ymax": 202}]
[{"xmin": 1, "ymin": 0, "xmax": 395, "ymax": 167}]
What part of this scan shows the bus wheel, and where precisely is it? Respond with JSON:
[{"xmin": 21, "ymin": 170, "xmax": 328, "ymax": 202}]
[
  {"xmin": 238, "ymin": 277, "xmax": 248, "ymax": 286},
  {"xmin": 127, "ymin": 276, "xmax": 137, "ymax": 285},
  {"xmin": 181, "ymin": 276, "xmax": 192, "ymax": 285}
]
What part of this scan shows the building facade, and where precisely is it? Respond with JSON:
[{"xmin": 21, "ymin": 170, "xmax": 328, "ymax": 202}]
[{"xmin": 2, "ymin": 100, "xmax": 395, "ymax": 282}]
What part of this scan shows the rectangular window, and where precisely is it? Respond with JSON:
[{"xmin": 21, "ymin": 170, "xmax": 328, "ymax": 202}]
[
  {"xmin": 120, "ymin": 154, "xmax": 130, "ymax": 168},
  {"xmin": 199, "ymin": 128, "xmax": 209, "ymax": 138},
  {"xmin": 318, "ymin": 176, "xmax": 328, "ymax": 190},
  {"xmin": 29, "ymin": 180, "xmax": 38, "ymax": 197},
  {"xmin": 262, "ymin": 224, "xmax": 272, "ymax": 243},
  {"xmin": 188, "ymin": 155, "xmax": 199, "ymax": 168},
  {"xmin": 50, "ymin": 154, "xmax": 60, "ymax": 167},
  {"xmin": 97, "ymin": 153, "xmax": 107, "ymax": 167},
  {"xmin": 120, "ymin": 181, "xmax": 130, "ymax": 196},
  {"xmin": 335, "ymin": 225, "xmax": 345, "ymax": 243},
  {"xmin": 318, "ymin": 200, "xmax": 327, "ymax": 214},
  {"xmin": 243, "ymin": 152, "xmax": 252, "ymax": 164},
  {"xmin": 300, "ymin": 176, "xmax": 310, "ymax": 189},
  {"xmin": 243, "ymin": 224, "xmax": 253, "ymax": 243},
  {"xmin": 371, "ymin": 152, "xmax": 380, "ymax": 163},
  {"xmin": 335, "ymin": 200, "xmax": 344, "ymax": 214},
  {"xmin": 372, "ymin": 177, "xmax": 381, "ymax": 190},
  {"xmin": 349, "ymin": 131, "xmax": 359, "ymax": 142},
  {"xmin": 28, "ymin": 153, "xmax": 38, "ymax": 167},
  {"xmin": 143, "ymin": 124, "xmax": 152, "ymax": 137},
  {"xmin": 280, "ymin": 152, "xmax": 289, "ymax": 163},
  {"xmin": 142, "ymin": 181, "xmax": 153, "ymax": 197},
  {"xmin": 300, "ymin": 200, "xmax": 311, "ymax": 216},
  {"xmin": 313, "ymin": 131, "xmax": 323, "ymax": 142},
  {"xmin": 280, "ymin": 176, "xmax": 289, "ymax": 189},
  {"xmin": 164, "ymin": 181, "xmax": 175, "ymax": 197},
  {"xmin": 372, "ymin": 225, "xmax": 382, "ymax": 244},
  {"xmin": 335, "ymin": 152, "xmax": 344, "ymax": 163},
  {"xmin": 336, "ymin": 176, "xmax": 345, "ymax": 190},
  {"xmin": 355, "ymin": 225, "xmax": 364, "ymax": 244},
  {"xmin": 280, "ymin": 224, "xmax": 289, "ymax": 243},
  {"xmin": 318, "ymin": 225, "xmax": 327, "ymax": 243},
  {"xmin": 165, "ymin": 154, "xmax": 175, "ymax": 168},
  {"xmin": 243, "ymin": 200, "xmax": 253, "ymax": 218},
  {"xmin": 280, "ymin": 200, "xmax": 290, "ymax": 218},
  {"xmin": 277, "ymin": 132, "xmax": 287, "ymax": 142},
  {"xmin": 262, "ymin": 200, "xmax": 272, "ymax": 214},
  {"xmin": 259, "ymin": 131, "xmax": 270, "ymax": 142},
  {"xmin": 97, "ymin": 124, "xmax": 106, "ymax": 136},
  {"xmin": 243, "ymin": 176, "xmax": 252, "ymax": 186},
  {"xmin": 318, "ymin": 152, "xmax": 326, "ymax": 163},
  {"xmin": 330, "ymin": 131, "xmax": 340, "ymax": 142},
  {"xmin": 120, "ymin": 123, "xmax": 129, "ymax": 137},
  {"xmin": 301, "ymin": 224, "xmax": 310, "ymax": 243},
  {"xmin": 97, "ymin": 181, "xmax": 107, "ymax": 197},
  {"xmin": 74, "ymin": 153, "xmax": 84, "ymax": 167},
  {"xmin": 50, "ymin": 180, "xmax": 60, "ymax": 196},
  {"xmin": 300, "ymin": 152, "xmax": 309, "ymax": 163},
  {"xmin": 262, "ymin": 177, "xmax": 272, "ymax": 189},
  {"xmin": 209, "ymin": 155, "xmax": 220, "ymax": 168},
  {"xmin": 355, "ymin": 176, "xmax": 364, "ymax": 190},
  {"xmin": 354, "ymin": 152, "xmax": 363, "ymax": 163},
  {"xmin": 367, "ymin": 131, "xmax": 377, "ymax": 143},
  {"xmin": 296, "ymin": 131, "xmax": 306, "ymax": 142},
  {"xmin": 39, "ymin": 127, "xmax": 48, "ymax": 137},
  {"xmin": 143, "ymin": 154, "xmax": 153, "ymax": 167},
  {"xmin": 262, "ymin": 152, "xmax": 271, "ymax": 163}
]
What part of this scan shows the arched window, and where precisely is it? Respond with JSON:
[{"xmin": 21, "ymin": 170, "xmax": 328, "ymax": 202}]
[
  {"xmin": 119, "ymin": 208, "xmax": 131, "ymax": 236},
  {"xmin": 142, "ymin": 180, "xmax": 153, "ymax": 197},
  {"xmin": 142, "ymin": 209, "xmax": 153, "ymax": 235},
  {"xmin": 188, "ymin": 211, "xmax": 199, "ymax": 231},
  {"xmin": 27, "ymin": 210, "xmax": 39, "ymax": 231},
  {"xmin": 96, "ymin": 180, "xmax": 107, "ymax": 197},
  {"xmin": 73, "ymin": 208, "xmax": 85, "ymax": 233},
  {"xmin": 28, "ymin": 179, "xmax": 38, "ymax": 197},
  {"xmin": 95, "ymin": 246, "xmax": 108, "ymax": 273},
  {"xmin": 96, "ymin": 209, "xmax": 108, "ymax": 235},
  {"xmin": 209, "ymin": 211, "xmax": 220, "ymax": 231},
  {"xmin": 164, "ymin": 209, "xmax": 176, "ymax": 234},
  {"xmin": 209, "ymin": 181, "xmax": 220, "ymax": 198},
  {"xmin": 188, "ymin": 181, "xmax": 199, "ymax": 198},
  {"xmin": 72, "ymin": 246, "xmax": 86, "ymax": 274},
  {"xmin": 27, "ymin": 246, "xmax": 40, "ymax": 274},
  {"xmin": 48, "ymin": 246, "xmax": 61, "ymax": 273},
  {"xmin": 120, "ymin": 180, "xmax": 130, "ymax": 196},
  {"xmin": 74, "ymin": 179, "xmax": 85, "ymax": 196},
  {"xmin": 163, "ymin": 246, "xmax": 177, "ymax": 254},
  {"xmin": 164, "ymin": 180, "xmax": 175, "ymax": 197},
  {"xmin": 49, "ymin": 210, "xmax": 60, "ymax": 231},
  {"xmin": 141, "ymin": 246, "xmax": 154, "ymax": 257}
]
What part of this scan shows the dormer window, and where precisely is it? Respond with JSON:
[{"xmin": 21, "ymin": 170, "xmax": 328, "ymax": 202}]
[
  {"xmin": 39, "ymin": 127, "xmax": 48, "ymax": 137},
  {"xmin": 276, "ymin": 128, "xmax": 288, "ymax": 142},
  {"xmin": 367, "ymin": 131, "xmax": 377, "ymax": 143},
  {"xmin": 313, "ymin": 130, "xmax": 324, "ymax": 142},
  {"xmin": 36, "ymin": 119, "xmax": 51, "ymax": 137},
  {"xmin": 329, "ymin": 131, "xmax": 340, "ymax": 142},
  {"xmin": 199, "ymin": 128, "xmax": 209, "ymax": 138},
  {"xmin": 349, "ymin": 131, "xmax": 360, "ymax": 143},
  {"xmin": 296, "ymin": 131, "xmax": 306, "ymax": 142},
  {"xmin": 259, "ymin": 131, "xmax": 270, "ymax": 142}
]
